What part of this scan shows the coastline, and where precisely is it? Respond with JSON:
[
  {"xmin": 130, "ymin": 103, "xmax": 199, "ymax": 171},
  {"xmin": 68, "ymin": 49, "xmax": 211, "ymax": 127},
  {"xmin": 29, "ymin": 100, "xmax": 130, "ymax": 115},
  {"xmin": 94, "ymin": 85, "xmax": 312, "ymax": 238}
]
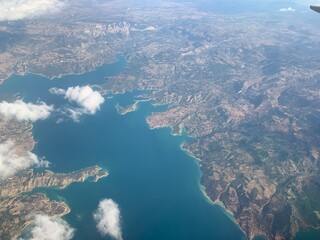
[
  {"xmin": 0, "ymin": 51, "xmax": 128, "ymax": 91},
  {"xmin": 180, "ymin": 144, "xmax": 202, "ymax": 162},
  {"xmin": 0, "ymin": 57, "xmax": 119, "ymax": 86},
  {"xmin": 184, "ymin": 143, "xmax": 242, "ymax": 227},
  {"xmin": 182, "ymin": 139, "xmax": 249, "ymax": 238},
  {"xmin": 145, "ymin": 116, "xmax": 247, "ymax": 238},
  {"xmin": 116, "ymin": 99, "xmax": 152, "ymax": 115},
  {"xmin": 93, "ymin": 171, "xmax": 109, "ymax": 182},
  {"xmin": 13, "ymin": 195, "xmax": 71, "ymax": 240},
  {"xmin": 199, "ymin": 183, "xmax": 249, "ymax": 239},
  {"xmin": 9, "ymin": 164, "xmax": 108, "ymax": 239},
  {"xmin": 2, "ymin": 66, "xmax": 249, "ymax": 240}
]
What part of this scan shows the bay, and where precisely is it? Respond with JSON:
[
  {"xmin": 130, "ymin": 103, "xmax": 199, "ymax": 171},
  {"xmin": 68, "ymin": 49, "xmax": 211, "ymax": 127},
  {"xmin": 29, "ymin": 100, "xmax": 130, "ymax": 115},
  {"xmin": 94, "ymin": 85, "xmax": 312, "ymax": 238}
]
[{"xmin": 0, "ymin": 59, "xmax": 246, "ymax": 240}]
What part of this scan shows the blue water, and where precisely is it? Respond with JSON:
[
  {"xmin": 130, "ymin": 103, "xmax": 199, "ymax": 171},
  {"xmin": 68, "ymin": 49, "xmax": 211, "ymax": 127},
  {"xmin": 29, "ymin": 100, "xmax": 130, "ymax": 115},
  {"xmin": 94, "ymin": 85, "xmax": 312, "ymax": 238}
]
[{"xmin": 0, "ymin": 60, "xmax": 245, "ymax": 240}]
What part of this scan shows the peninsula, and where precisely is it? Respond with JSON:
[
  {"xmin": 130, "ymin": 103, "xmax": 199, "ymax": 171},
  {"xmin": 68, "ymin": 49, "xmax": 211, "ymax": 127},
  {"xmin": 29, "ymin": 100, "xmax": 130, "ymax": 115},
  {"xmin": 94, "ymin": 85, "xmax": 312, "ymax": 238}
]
[{"xmin": 0, "ymin": 0, "xmax": 319, "ymax": 239}]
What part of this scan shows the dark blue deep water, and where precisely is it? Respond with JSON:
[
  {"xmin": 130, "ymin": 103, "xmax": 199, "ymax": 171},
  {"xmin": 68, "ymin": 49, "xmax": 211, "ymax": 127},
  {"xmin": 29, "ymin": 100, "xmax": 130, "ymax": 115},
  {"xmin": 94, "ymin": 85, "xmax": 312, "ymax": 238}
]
[{"xmin": 0, "ymin": 57, "xmax": 318, "ymax": 240}]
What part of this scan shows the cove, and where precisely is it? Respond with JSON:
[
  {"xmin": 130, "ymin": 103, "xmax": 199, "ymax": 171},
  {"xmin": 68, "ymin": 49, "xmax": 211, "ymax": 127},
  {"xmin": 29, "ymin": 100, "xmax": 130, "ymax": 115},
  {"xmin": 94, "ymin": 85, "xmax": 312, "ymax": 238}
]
[{"xmin": 0, "ymin": 59, "xmax": 246, "ymax": 240}]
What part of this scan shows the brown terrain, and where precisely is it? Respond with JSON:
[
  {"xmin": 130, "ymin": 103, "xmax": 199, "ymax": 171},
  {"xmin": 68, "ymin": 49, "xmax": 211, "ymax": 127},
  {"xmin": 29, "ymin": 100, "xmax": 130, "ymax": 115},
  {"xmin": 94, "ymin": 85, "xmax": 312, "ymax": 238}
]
[{"xmin": 0, "ymin": 0, "xmax": 319, "ymax": 239}]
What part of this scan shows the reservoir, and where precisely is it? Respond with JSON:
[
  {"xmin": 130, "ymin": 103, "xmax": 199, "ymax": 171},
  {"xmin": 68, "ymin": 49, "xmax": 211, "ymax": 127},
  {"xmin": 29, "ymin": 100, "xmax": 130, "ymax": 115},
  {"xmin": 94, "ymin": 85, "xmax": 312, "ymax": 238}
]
[{"xmin": 0, "ymin": 58, "xmax": 246, "ymax": 240}]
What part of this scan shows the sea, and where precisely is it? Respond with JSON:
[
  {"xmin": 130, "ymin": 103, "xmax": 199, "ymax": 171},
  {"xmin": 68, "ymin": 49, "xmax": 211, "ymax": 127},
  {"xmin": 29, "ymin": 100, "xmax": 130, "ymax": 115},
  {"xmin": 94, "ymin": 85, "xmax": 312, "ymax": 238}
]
[{"xmin": 0, "ymin": 57, "xmax": 317, "ymax": 240}]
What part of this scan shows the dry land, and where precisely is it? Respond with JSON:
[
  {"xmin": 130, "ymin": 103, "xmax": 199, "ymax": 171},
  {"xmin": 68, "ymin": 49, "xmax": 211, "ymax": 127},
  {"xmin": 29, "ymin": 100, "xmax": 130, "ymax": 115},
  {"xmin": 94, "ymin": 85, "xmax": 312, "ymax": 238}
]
[{"xmin": 0, "ymin": 0, "xmax": 319, "ymax": 239}]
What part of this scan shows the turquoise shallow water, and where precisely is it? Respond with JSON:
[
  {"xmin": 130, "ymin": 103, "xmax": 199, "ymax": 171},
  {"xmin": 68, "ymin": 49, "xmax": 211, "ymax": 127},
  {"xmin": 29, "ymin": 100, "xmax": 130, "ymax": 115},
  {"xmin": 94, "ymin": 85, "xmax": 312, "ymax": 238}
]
[{"xmin": 0, "ymin": 60, "xmax": 245, "ymax": 240}]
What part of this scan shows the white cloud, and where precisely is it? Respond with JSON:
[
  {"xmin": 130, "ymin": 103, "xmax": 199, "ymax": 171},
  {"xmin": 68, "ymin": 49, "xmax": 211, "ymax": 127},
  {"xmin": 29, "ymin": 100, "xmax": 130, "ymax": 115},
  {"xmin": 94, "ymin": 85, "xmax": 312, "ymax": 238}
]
[
  {"xmin": 65, "ymin": 107, "xmax": 83, "ymax": 122},
  {"xmin": 93, "ymin": 199, "xmax": 123, "ymax": 240},
  {"xmin": 0, "ymin": 0, "xmax": 65, "ymax": 21},
  {"xmin": 0, "ymin": 100, "xmax": 53, "ymax": 122},
  {"xmin": 49, "ymin": 87, "xmax": 65, "ymax": 95},
  {"xmin": 50, "ymin": 86, "xmax": 105, "ymax": 121},
  {"xmin": 279, "ymin": 7, "xmax": 296, "ymax": 12},
  {"xmin": 65, "ymin": 86, "xmax": 105, "ymax": 114},
  {"xmin": 27, "ymin": 215, "xmax": 75, "ymax": 240},
  {"xmin": 0, "ymin": 140, "xmax": 49, "ymax": 179}
]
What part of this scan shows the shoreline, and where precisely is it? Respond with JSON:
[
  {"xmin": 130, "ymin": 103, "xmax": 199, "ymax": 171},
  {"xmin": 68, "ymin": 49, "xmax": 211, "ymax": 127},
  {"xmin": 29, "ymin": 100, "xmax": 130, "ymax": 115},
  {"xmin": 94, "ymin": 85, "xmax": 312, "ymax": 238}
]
[
  {"xmin": 145, "ymin": 117, "xmax": 246, "ymax": 235},
  {"xmin": 116, "ymin": 98, "xmax": 152, "ymax": 116},
  {"xmin": 13, "ymin": 196, "xmax": 71, "ymax": 240},
  {"xmin": 0, "ymin": 57, "xmax": 120, "ymax": 86},
  {"xmin": 199, "ymin": 183, "xmax": 248, "ymax": 238},
  {"xmin": 11, "ymin": 164, "xmax": 108, "ymax": 239},
  {"xmin": 180, "ymin": 144, "xmax": 202, "ymax": 162}
]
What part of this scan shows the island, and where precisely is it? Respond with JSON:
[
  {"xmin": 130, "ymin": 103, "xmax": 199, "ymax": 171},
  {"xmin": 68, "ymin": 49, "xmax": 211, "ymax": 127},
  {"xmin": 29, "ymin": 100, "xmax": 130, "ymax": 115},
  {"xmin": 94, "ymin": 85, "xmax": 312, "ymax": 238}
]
[
  {"xmin": 115, "ymin": 99, "xmax": 149, "ymax": 115},
  {"xmin": 115, "ymin": 102, "xmax": 140, "ymax": 115}
]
